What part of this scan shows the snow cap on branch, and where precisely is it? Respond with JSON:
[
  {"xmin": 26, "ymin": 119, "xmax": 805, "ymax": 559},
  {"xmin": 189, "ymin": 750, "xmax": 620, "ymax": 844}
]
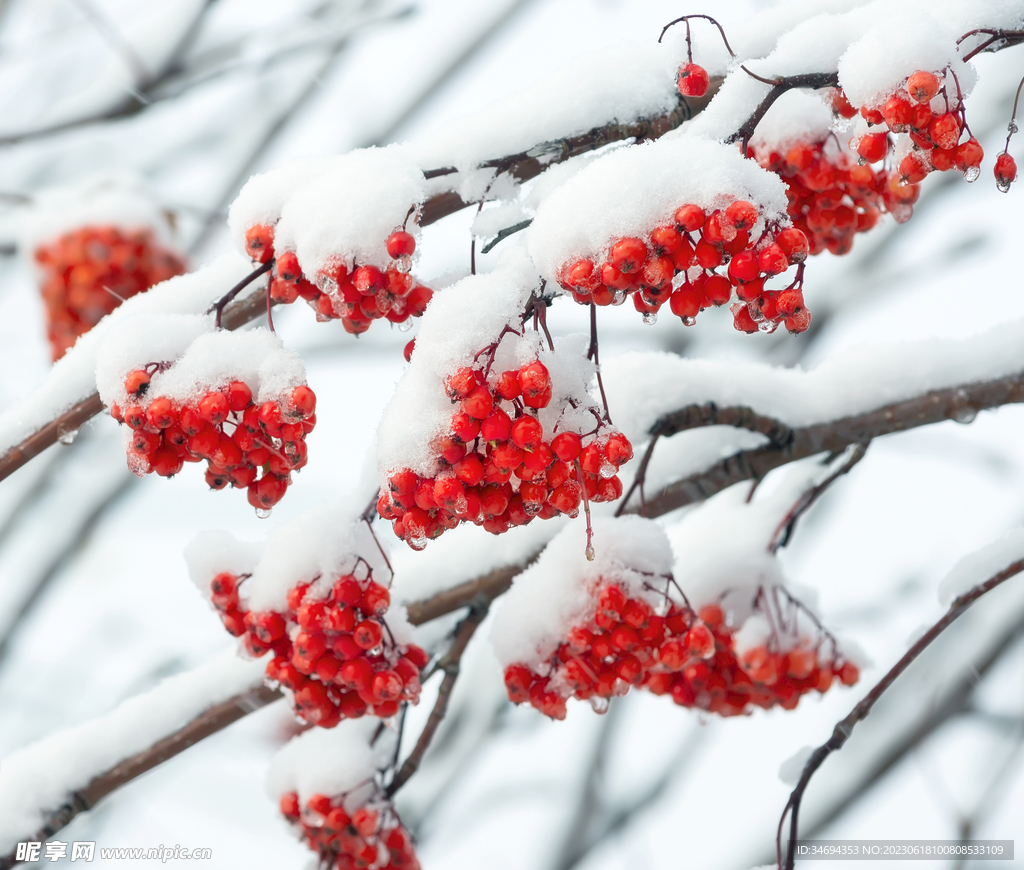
[
  {"xmin": 266, "ymin": 718, "xmax": 392, "ymax": 807},
  {"xmin": 184, "ymin": 504, "xmax": 396, "ymax": 616},
  {"xmin": 937, "ymin": 527, "xmax": 1024, "ymax": 604},
  {"xmin": 271, "ymin": 146, "xmax": 427, "ymax": 277},
  {"xmin": 491, "ymin": 516, "xmax": 673, "ymax": 671},
  {"xmin": 527, "ymin": 135, "xmax": 789, "ymax": 285},
  {"xmin": 96, "ymin": 319, "xmax": 306, "ymax": 411},
  {"xmin": 377, "ymin": 248, "xmax": 541, "ymax": 478},
  {"xmin": 227, "ymin": 155, "xmax": 334, "ymax": 255}
]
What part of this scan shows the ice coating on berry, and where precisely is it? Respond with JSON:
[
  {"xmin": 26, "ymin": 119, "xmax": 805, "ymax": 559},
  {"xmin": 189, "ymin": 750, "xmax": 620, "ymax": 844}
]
[
  {"xmin": 266, "ymin": 718, "xmax": 391, "ymax": 806},
  {"xmin": 527, "ymin": 136, "xmax": 789, "ymax": 285},
  {"xmin": 272, "ymin": 146, "xmax": 426, "ymax": 278},
  {"xmin": 491, "ymin": 516, "xmax": 673, "ymax": 671}
]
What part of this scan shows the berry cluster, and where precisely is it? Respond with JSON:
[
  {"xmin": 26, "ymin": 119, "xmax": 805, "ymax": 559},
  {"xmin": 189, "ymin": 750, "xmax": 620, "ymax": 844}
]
[
  {"xmin": 556, "ymin": 199, "xmax": 812, "ymax": 335},
  {"xmin": 504, "ymin": 584, "xmax": 857, "ymax": 719},
  {"xmin": 208, "ymin": 566, "xmax": 428, "ymax": 727},
  {"xmin": 752, "ymin": 136, "xmax": 903, "ymax": 257},
  {"xmin": 857, "ymin": 72, "xmax": 984, "ymax": 187},
  {"xmin": 111, "ymin": 375, "xmax": 315, "ymax": 513},
  {"xmin": 379, "ymin": 355, "xmax": 632, "ymax": 549},
  {"xmin": 33, "ymin": 225, "xmax": 185, "ymax": 361},
  {"xmin": 244, "ymin": 225, "xmax": 433, "ymax": 336},
  {"xmin": 280, "ymin": 790, "xmax": 419, "ymax": 870}
]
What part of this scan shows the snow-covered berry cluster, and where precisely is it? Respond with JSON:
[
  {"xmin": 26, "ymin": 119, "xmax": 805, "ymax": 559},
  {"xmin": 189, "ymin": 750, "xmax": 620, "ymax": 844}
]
[
  {"xmin": 379, "ymin": 346, "xmax": 631, "ymax": 549},
  {"xmin": 753, "ymin": 137, "xmax": 898, "ymax": 256},
  {"xmin": 113, "ymin": 373, "xmax": 314, "ymax": 511},
  {"xmin": 858, "ymin": 72, "xmax": 984, "ymax": 186},
  {"xmin": 641, "ymin": 600, "xmax": 859, "ymax": 716},
  {"xmin": 33, "ymin": 225, "xmax": 185, "ymax": 360},
  {"xmin": 244, "ymin": 224, "xmax": 433, "ymax": 336},
  {"xmin": 279, "ymin": 790, "xmax": 419, "ymax": 870},
  {"xmin": 505, "ymin": 584, "xmax": 858, "ymax": 719},
  {"xmin": 207, "ymin": 563, "xmax": 428, "ymax": 727},
  {"xmin": 556, "ymin": 198, "xmax": 811, "ymax": 335},
  {"xmin": 99, "ymin": 325, "xmax": 314, "ymax": 514}
]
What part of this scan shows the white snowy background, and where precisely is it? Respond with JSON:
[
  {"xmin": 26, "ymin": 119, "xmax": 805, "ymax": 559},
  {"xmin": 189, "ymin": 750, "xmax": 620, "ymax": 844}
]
[{"xmin": 0, "ymin": 1, "xmax": 1022, "ymax": 869}]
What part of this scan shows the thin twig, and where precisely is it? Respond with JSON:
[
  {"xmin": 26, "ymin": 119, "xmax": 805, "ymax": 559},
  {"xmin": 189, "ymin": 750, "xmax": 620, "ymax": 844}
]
[
  {"xmin": 386, "ymin": 598, "xmax": 492, "ymax": 796},
  {"xmin": 776, "ymin": 557, "xmax": 1024, "ymax": 870},
  {"xmin": 768, "ymin": 443, "xmax": 868, "ymax": 554}
]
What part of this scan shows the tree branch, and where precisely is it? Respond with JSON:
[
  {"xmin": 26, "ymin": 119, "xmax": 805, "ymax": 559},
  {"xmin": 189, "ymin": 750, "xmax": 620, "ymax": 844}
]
[
  {"xmin": 776, "ymin": 557, "xmax": 1024, "ymax": 870},
  {"xmin": 386, "ymin": 598, "xmax": 491, "ymax": 797},
  {"xmin": 0, "ymin": 87, "xmax": 713, "ymax": 488},
  {"xmin": 0, "ymin": 683, "xmax": 279, "ymax": 870},
  {"xmin": 642, "ymin": 370, "xmax": 1024, "ymax": 518}
]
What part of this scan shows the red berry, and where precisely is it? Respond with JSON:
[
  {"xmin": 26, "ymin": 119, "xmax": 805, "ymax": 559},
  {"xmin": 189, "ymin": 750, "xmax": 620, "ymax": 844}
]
[
  {"xmin": 244, "ymin": 224, "xmax": 274, "ymax": 263},
  {"xmin": 995, "ymin": 152, "xmax": 1017, "ymax": 190},
  {"xmin": 386, "ymin": 230, "xmax": 416, "ymax": 258},
  {"xmin": 677, "ymin": 62, "xmax": 709, "ymax": 98},
  {"xmin": 906, "ymin": 70, "xmax": 940, "ymax": 104}
]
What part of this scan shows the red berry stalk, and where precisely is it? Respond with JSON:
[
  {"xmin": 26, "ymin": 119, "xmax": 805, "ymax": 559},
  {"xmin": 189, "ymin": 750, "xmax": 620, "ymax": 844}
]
[
  {"xmin": 33, "ymin": 225, "xmax": 186, "ymax": 360},
  {"xmin": 111, "ymin": 374, "xmax": 315, "ymax": 514},
  {"xmin": 379, "ymin": 341, "xmax": 633, "ymax": 549},
  {"xmin": 505, "ymin": 585, "xmax": 858, "ymax": 720},
  {"xmin": 207, "ymin": 563, "xmax": 429, "ymax": 727},
  {"xmin": 244, "ymin": 224, "xmax": 433, "ymax": 337},
  {"xmin": 280, "ymin": 790, "xmax": 420, "ymax": 870},
  {"xmin": 557, "ymin": 197, "xmax": 812, "ymax": 335}
]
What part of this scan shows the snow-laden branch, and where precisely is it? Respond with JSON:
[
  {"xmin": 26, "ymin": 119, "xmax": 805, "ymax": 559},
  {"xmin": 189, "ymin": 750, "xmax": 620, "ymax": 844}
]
[
  {"xmin": 776, "ymin": 544, "xmax": 1024, "ymax": 870},
  {"xmin": 0, "ymin": 650, "xmax": 270, "ymax": 860}
]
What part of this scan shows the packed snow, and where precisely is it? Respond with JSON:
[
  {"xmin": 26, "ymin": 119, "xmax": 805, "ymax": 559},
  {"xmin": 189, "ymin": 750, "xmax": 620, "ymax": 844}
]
[
  {"xmin": 490, "ymin": 516, "xmax": 674, "ymax": 670},
  {"xmin": 937, "ymin": 527, "xmax": 1024, "ymax": 604},
  {"xmin": 96, "ymin": 320, "xmax": 307, "ymax": 411},
  {"xmin": 602, "ymin": 316, "xmax": 1024, "ymax": 447},
  {"xmin": 16, "ymin": 173, "xmax": 180, "ymax": 258},
  {"xmin": 266, "ymin": 718, "xmax": 393, "ymax": 806},
  {"xmin": 527, "ymin": 136, "xmax": 790, "ymax": 285},
  {"xmin": 272, "ymin": 147, "xmax": 427, "ymax": 278}
]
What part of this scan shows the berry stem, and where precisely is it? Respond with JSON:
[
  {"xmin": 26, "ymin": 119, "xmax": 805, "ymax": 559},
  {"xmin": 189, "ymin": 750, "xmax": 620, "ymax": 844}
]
[
  {"xmin": 657, "ymin": 13, "xmax": 736, "ymax": 58},
  {"xmin": 574, "ymin": 459, "xmax": 595, "ymax": 561},
  {"xmin": 957, "ymin": 28, "xmax": 1024, "ymax": 63},
  {"xmin": 767, "ymin": 442, "xmax": 868, "ymax": 554},
  {"xmin": 207, "ymin": 259, "xmax": 273, "ymax": 329},
  {"xmin": 588, "ymin": 302, "xmax": 613, "ymax": 424},
  {"xmin": 1003, "ymin": 73, "xmax": 1024, "ymax": 155},
  {"xmin": 386, "ymin": 599, "xmax": 491, "ymax": 797},
  {"xmin": 776, "ymin": 556, "xmax": 1024, "ymax": 870}
]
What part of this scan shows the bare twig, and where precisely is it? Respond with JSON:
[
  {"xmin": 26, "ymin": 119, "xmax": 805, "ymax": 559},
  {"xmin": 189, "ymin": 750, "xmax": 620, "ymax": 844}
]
[
  {"xmin": 726, "ymin": 71, "xmax": 840, "ymax": 151},
  {"xmin": 386, "ymin": 598, "xmax": 492, "ymax": 796},
  {"xmin": 768, "ymin": 443, "xmax": 868, "ymax": 553},
  {"xmin": 642, "ymin": 371, "xmax": 1024, "ymax": 518},
  {"xmin": 776, "ymin": 557, "xmax": 1024, "ymax": 870}
]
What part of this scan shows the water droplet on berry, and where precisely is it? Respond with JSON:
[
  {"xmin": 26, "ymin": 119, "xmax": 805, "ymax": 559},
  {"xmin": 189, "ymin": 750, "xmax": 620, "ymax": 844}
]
[
  {"xmin": 997, "ymin": 178, "xmax": 1013, "ymax": 193},
  {"xmin": 611, "ymin": 290, "xmax": 627, "ymax": 306},
  {"xmin": 585, "ymin": 545, "xmax": 595, "ymax": 561},
  {"xmin": 395, "ymin": 255, "xmax": 412, "ymax": 274},
  {"xmin": 599, "ymin": 461, "xmax": 617, "ymax": 479},
  {"xmin": 963, "ymin": 165, "xmax": 981, "ymax": 183},
  {"xmin": 589, "ymin": 696, "xmax": 609, "ymax": 714},
  {"xmin": 126, "ymin": 453, "xmax": 149, "ymax": 478},
  {"xmin": 642, "ymin": 311, "xmax": 658, "ymax": 325},
  {"xmin": 681, "ymin": 316, "xmax": 697, "ymax": 327},
  {"xmin": 397, "ymin": 318, "xmax": 414, "ymax": 333},
  {"xmin": 316, "ymin": 273, "xmax": 338, "ymax": 294},
  {"xmin": 255, "ymin": 507, "xmax": 272, "ymax": 519},
  {"xmin": 57, "ymin": 427, "xmax": 79, "ymax": 445}
]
